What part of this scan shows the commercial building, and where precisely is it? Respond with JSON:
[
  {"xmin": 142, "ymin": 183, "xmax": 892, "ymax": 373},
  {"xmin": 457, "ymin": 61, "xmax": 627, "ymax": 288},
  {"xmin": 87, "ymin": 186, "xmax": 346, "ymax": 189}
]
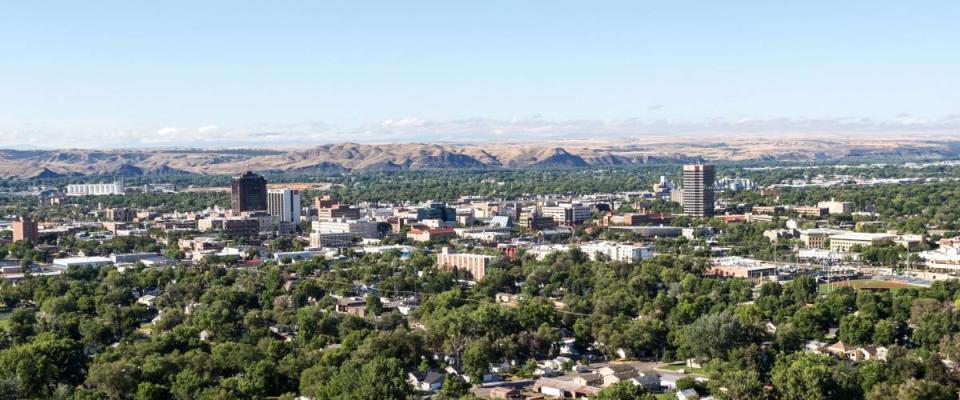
[
  {"xmin": 53, "ymin": 256, "xmax": 114, "ymax": 268},
  {"xmin": 231, "ymin": 171, "xmax": 267, "ymax": 213},
  {"xmin": 579, "ymin": 242, "xmax": 653, "ymax": 263},
  {"xmin": 708, "ymin": 257, "xmax": 777, "ymax": 281},
  {"xmin": 829, "ymin": 232, "xmax": 897, "ymax": 253},
  {"xmin": 682, "ymin": 164, "xmax": 715, "ymax": 217},
  {"xmin": 12, "ymin": 217, "xmax": 38, "ymax": 242},
  {"xmin": 518, "ymin": 212, "xmax": 558, "ymax": 230},
  {"xmin": 106, "ymin": 207, "xmax": 136, "ymax": 222},
  {"xmin": 436, "ymin": 247, "xmax": 497, "ymax": 281},
  {"xmin": 818, "ymin": 199, "xmax": 854, "ymax": 215},
  {"xmin": 920, "ymin": 247, "xmax": 960, "ymax": 272},
  {"xmin": 798, "ymin": 228, "xmax": 847, "ymax": 249},
  {"xmin": 317, "ymin": 204, "xmax": 361, "ymax": 220},
  {"xmin": 752, "ymin": 206, "xmax": 784, "ymax": 215},
  {"xmin": 794, "ymin": 206, "xmax": 828, "ymax": 218},
  {"xmin": 267, "ymin": 189, "xmax": 301, "ymax": 223},
  {"xmin": 407, "ymin": 227, "xmax": 456, "ymax": 242},
  {"xmin": 608, "ymin": 225, "xmax": 683, "ymax": 238},
  {"xmin": 541, "ymin": 203, "xmax": 591, "ymax": 226},
  {"xmin": 417, "ymin": 201, "xmax": 456, "ymax": 222},
  {"xmin": 312, "ymin": 218, "xmax": 380, "ymax": 239},
  {"xmin": 309, "ymin": 232, "xmax": 356, "ymax": 248},
  {"xmin": 198, "ymin": 217, "xmax": 260, "ymax": 237},
  {"xmin": 66, "ymin": 181, "xmax": 123, "ymax": 196}
]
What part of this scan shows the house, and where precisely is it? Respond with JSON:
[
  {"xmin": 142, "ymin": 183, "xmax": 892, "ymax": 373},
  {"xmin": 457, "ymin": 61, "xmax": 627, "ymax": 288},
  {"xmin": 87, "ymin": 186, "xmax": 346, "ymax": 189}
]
[
  {"xmin": 597, "ymin": 363, "xmax": 635, "ymax": 377},
  {"xmin": 136, "ymin": 294, "xmax": 157, "ymax": 308},
  {"xmin": 854, "ymin": 346, "xmax": 889, "ymax": 362},
  {"xmin": 496, "ymin": 292, "xmax": 521, "ymax": 305},
  {"xmin": 408, "ymin": 371, "xmax": 445, "ymax": 392},
  {"xmin": 660, "ymin": 374, "xmax": 681, "ymax": 390},
  {"xmin": 540, "ymin": 356, "xmax": 572, "ymax": 372},
  {"xmin": 335, "ymin": 297, "xmax": 368, "ymax": 317},
  {"xmin": 603, "ymin": 369, "xmax": 639, "ymax": 387},
  {"xmin": 677, "ymin": 388, "xmax": 700, "ymax": 400},
  {"xmin": 630, "ymin": 371, "xmax": 661, "ymax": 392},
  {"xmin": 488, "ymin": 386, "xmax": 522, "ymax": 399},
  {"xmin": 764, "ymin": 321, "xmax": 778, "ymax": 334},
  {"xmin": 556, "ymin": 338, "xmax": 579, "ymax": 356},
  {"xmin": 804, "ymin": 340, "xmax": 827, "ymax": 353},
  {"xmin": 572, "ymin": 373, "xmax": 602, "ymax": 387},
  {"xmin": 533, "ymin": 376, "xmax": 600, "ymax": 398},
  {"xmin": 825, "ymin": 341, "xmax": 852, "ymax": 357}
]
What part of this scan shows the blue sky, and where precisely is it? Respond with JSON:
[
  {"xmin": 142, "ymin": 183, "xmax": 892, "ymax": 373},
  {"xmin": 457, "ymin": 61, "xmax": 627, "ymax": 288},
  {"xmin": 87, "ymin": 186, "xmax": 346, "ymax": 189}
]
[{"xmin": 1, "ymin": 1, "xmax": 958, "ymax": 147}]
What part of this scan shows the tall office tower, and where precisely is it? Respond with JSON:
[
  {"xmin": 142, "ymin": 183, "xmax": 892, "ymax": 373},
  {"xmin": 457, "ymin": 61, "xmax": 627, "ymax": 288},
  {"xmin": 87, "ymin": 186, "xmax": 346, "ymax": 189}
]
[
  {"xmin": 682, "ymin": 164, "xmax": 716, "ymax": 217},
  {"xmin": 13, "ymin": 216, "xmax": 38, "ymax": 242},
  {"xmin": 231, "ymin": 171, "xmax": 268, "ymax": 213},
  {"xmin": 267, "ymin": 189, "xmax": 301, "ymax": 223}
]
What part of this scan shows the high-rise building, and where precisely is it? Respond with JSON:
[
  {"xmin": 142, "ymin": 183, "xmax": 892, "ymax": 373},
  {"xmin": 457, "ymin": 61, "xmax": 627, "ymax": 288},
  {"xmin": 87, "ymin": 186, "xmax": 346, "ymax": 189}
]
[
  {"xmin": 13, "ymin": 217, "xmax": 38, "ymax": 242},
  {"xmin": 682, "ymin": 164, "xmax": 715, "ymax": 217},
  {"xmin": 231, "ymin": 171, "xmax": 267, "ymax": 213},
  {"xmin": 267, "ymin": 189, "xmax": 301, "ymax": 223}
]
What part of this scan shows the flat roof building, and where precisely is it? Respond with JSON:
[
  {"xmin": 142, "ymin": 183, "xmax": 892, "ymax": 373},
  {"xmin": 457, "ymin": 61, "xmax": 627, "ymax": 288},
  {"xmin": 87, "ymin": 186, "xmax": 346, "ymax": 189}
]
[
  {"xmin": 12, "ymin": 217, "xmax": 38, "ymax": 243},
  {"xmin": 682, "ymin": 164, "xmax": 715, "ymax": 217},
  {"xmin": 231, "ymin": 171, "xmax": 267, "ymax": 213}
]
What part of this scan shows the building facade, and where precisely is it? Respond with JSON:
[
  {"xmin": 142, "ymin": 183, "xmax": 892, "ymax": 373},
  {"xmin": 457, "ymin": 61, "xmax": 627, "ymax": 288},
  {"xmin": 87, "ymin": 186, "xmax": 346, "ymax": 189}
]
[
  {"xmin": 231, "ymin": 171, "xmax": 268, "ymax": 213},
  {"xmin": 106, "ymin": 207, "xmax": 136, "ymax": 222},
  {"xmin": 682, "ymin": 164, "xmax": 715, "ymax": 217},
  {"xmin": 436, "ymin": 247, "xmax": 496, "ymax": 281},
  {"xmin": 541, "ymin": 203, "xmax": 591, "ymax": 226},
  {"xmin": 13, "ymin": 217, "xmax": 38, "ymax": 242},
  {"xmin": 267, "ymin": 189, "xmax": 301, "ymax": 223}
]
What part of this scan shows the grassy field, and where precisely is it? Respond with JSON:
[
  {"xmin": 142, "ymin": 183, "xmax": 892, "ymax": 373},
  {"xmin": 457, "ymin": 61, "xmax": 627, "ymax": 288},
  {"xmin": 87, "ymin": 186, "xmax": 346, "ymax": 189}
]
[{"xmin": 819, "ymin": 279, "xmax": 912, "ymax": 292}]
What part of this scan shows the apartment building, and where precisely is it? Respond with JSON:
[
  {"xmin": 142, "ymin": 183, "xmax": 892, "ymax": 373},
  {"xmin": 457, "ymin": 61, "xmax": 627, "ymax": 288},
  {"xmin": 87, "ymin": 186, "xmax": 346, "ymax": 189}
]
[{"xmin": 436, "ymin": 247, "xmax": 497, "ymax": 281}]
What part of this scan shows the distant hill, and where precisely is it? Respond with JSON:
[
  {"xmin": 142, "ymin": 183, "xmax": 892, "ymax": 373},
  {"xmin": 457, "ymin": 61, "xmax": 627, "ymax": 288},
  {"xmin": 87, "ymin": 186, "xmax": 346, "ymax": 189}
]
[{"xmin": 0, "ymin": 137, "xmax": 958, "ymax": 178}]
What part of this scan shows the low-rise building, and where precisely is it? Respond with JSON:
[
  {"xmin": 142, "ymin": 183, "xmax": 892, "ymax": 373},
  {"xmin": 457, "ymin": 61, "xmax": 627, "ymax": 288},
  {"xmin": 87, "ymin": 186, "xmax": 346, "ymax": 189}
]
[
  {"xmin": 818, "ymin": 199, "xmax": 854, "ymax": 214},
  {"xmin": 53, "ymin": 256, "xmax": 114, "ymax": 268},
  {"xmin": 707, "ymin": 256, "xmax": 777, "ymax": 281},
  {"xmin": 541, "ymin": 203, "xmax": 591, "ymax": 226},
  {"xmin": 829, "ymin": 232, "xmax": 896, "ymax": 253},
  {"xmin": 579, "ymin": 242, "xmax": 653, "ymax": 263},
  {"xmin": 407, "ymin": 227, "xmax": 456, "ymax": 243},
  {"xmin": 798, "ymin": 228, "xmax": 847, "ymax": 249}
]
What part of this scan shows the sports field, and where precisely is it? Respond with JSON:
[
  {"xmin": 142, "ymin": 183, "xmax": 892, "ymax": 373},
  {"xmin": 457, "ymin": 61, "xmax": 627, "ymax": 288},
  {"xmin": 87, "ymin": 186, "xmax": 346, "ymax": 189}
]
[{"xmin": 819, "ymin": 279, "xmax": 912, "ymax": 292}]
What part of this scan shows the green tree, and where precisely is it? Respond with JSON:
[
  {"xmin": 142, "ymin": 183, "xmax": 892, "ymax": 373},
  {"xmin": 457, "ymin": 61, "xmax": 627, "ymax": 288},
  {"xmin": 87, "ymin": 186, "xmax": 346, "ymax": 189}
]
[
  {"xmin": 839, "ymin": 314, "xmax": 874, "ymax": 346},
  {"xmin": 594, "ymin": 381, "xmax": 656, "ymax": 400},
  {"xmin": 366, "ymin": 294, "xmax": 384, "ymax": 317},
  {"xmin": 682, "ymin": 309, "xmax": 750, "ymax": 360},
  {"xmin": 439, "ymin": 374, "xmax": 470, "ymax": 399},
  {"xmin": 771, "ymin": 353, "xmax": 859, "ymax": 400}
]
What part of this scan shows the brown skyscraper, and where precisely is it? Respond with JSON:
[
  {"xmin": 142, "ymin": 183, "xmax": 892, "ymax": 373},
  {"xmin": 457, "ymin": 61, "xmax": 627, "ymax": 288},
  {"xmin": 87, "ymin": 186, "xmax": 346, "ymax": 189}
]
[
  {"xmin": 682, "ymin": 164, "xmax": 715, "ymax": 217},
  {"xmin": 13, "ymin": 217, "xmax": 38, "ymax": 242},
  {"xmin": 231, "ymin": 171, "xmax": 268, "ymax": 213}
]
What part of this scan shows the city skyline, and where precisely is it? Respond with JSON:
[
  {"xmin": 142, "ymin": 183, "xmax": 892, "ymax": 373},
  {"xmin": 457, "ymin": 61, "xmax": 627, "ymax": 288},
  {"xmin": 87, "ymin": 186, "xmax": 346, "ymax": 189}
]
[{"xmin": 1, "ymin": 1, "xmax": 959, "ymax": 148}]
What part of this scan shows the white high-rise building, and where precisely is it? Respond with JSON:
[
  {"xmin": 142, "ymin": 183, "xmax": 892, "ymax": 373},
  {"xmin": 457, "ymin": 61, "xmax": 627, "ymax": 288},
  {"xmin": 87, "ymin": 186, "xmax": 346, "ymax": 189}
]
[{"xmin": 267, "ymin": 189, "xmax": 301, "ymax": 223}]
